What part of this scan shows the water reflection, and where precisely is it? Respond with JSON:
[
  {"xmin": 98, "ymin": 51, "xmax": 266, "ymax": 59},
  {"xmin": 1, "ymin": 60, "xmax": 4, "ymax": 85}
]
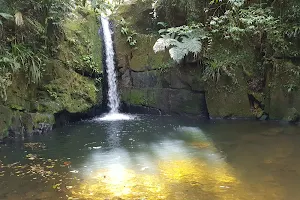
[
  {"xmin": 106, "ymin": 121, "xmax": 123, "ymax": 148},
  {"xmin": 72, "ymin": 126, "xmax": 243, "ymax": 199}
]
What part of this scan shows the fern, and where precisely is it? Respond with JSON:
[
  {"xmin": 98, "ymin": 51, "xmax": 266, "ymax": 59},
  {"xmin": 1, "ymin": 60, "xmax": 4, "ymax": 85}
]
[
  {"xmin": 12, "ymin": 44, "xmax": 46, "ymax": 84},
  {"xmin": 14, "ymin": 11, "xmax": 24, "ymax": 26},
  {"xmin": 153, "ymin": 26, "xmax": 206, "ymax": 63},
  {"xmin": 228, "ymin": 0, "xmax": 245, "ymax": 7},
  {"xmin": 0, "ymin": 54, "xmax": 20, "ymax": 101},
  {"xmin": 0, "ymin": 73, "xmax": 12, "ymax": 101}
]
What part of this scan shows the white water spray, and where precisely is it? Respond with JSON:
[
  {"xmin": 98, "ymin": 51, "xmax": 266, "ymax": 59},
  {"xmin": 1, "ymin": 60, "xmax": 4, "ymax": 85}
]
[{"xmin": 101, "ymin": 16, "xmax": 120, "ymax": 113}]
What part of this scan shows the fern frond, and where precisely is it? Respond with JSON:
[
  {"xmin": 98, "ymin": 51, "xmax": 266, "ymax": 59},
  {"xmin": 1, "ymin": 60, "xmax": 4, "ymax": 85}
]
[
  {"xmin": 153, "ymin": 34, "xmax": 178, "ymax": 53},
  {"xmin": 15, "ymin": 11, "xmax": 24, "ymax": 26},
  {"xmin": 181, "ymin": 36, "xmax": 202, "ymax": 57},
  {"xmin": 169, "ymin": 47, "xmax": 188, "ymax": 63}
]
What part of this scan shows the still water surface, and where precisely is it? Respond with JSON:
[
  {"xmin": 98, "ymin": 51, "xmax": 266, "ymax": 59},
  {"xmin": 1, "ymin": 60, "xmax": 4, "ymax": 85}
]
[{"xmin": 0, "ymin": 115, "xmax": 300, "ymax": 200}]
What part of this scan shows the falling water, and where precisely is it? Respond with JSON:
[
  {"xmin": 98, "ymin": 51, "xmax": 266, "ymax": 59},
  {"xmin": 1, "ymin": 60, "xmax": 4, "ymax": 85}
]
[
  {"xmin": 101, "ymin": 16, "xmax": 120, "ymax": 113},
  {"xmin": 98, "ymin": 17, "xmax": 135, "ymax": 121}
]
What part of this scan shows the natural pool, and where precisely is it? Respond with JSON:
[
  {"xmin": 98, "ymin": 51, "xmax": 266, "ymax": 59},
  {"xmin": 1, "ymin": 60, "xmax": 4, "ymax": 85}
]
[{"xmin": 0, "ymin": 115, "xmax": 300, "ymax": 200}]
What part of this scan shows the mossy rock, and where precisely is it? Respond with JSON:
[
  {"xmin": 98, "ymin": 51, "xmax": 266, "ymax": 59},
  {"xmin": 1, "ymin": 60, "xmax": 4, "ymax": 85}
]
[
  {"xmin": 19, "ymin": 113, "xmax": 55, "ymax": 135},
  {"xmin": 162, "ymin": 66, "xmax": 205, "ymax": 91},
  {"xmin": 283, "ymin": 108, "xmax": 299, "ymax": 123},
  {"xmin": 114, "ymin": 0, "xmax": 155, "ymax": 33},
  {"xmin": 169, "ymin": 89, "xmax": 207, "ymax": 115},
  {"xmin": 31, "ymin": 113, "xmax": 55, "ymax": 125},
  {"xmin": 114, "ymin": 26, "xmax": 132, "ymax": 69},
  {"xmin": 205, "ymin": 68, "xmax": 253, "ymax": 119},
  {"xmin": 131, "ymin": 71, "xmax": 162, "ymax": 88},
  {"xmin": 206, "ymin": 85, "xmax": 253, "ymax": 118},
  {"xmin": 115, "ymin": 27, "xmax": 172, "ymax": 72},
  {"xmin": 5, "ymin": 73, "xmax": 36, "ymax": 112},
  {"xmin": 0, "ymin": 105, "xmax": 13, "ymax": 139},
  {"xmin": 60, "ymin": 9, "xmax": 102, "ymax": 76},
  {"xmin": 121, "ymin": 87, "xmax": 207, "ymax": 115},
  {"xmin": 121, "ymin": 87, "xmax": 156, "ymax": 106},
  {"xmin": 269, "ymin": 60, "xmax": 300, "ymax": 120},
  {"xmin": 37, "ymin": 64, "xmax": 98, "ymax": 114},
  {"xmin": 130, "ymin": 34, "xmax": 171, "ymax": 71}
]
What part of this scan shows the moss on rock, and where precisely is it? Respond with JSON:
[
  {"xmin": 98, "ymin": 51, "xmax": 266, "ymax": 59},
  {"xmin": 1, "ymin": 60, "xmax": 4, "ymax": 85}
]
[
  {"xmin": 114, "ymin": 0, "xmax": 155, "ymax": 34},
  {"xmin": 268, "ymin": 60, "xmax": 300, "ymax": 120},
  {"xmin": 115, "ymin": 27, "xmax": 172, "ymax": 72},
  {"xmin": 60, "ymin": 9, "xmax": 102, "ymax": 77},
  {"xmin": 0, "ymin": 8, "xmax": 102, "ymax": 140},
  {"xmin": 129, "ymin": 34, "xmax": 171, "ymax": 71},
  {"xmin": 205, "ymin": 68, "xmax": 253, "ymax": 119},
  {"xmin": 4, "ymin": 73, "xmax": 36, "ymax": 112},
  {"xmin": 121, "ymin": 86, "xmax": 207, "ymax": 116},
  {"xmin": 38, "ymin": 64, "xmax": 98, "ymax": 114}
]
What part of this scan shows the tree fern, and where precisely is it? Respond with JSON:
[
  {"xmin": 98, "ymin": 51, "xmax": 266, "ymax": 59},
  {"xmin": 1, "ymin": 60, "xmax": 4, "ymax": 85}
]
[{"xmin": 153, "ymin": 26, "xmax": 206, "ymax": 63}]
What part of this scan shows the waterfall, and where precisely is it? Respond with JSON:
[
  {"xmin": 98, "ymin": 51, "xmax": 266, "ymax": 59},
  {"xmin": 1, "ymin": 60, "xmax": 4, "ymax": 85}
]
[
  {"xmin": 97, "ymin": 17, "xmax": 135, "ymax": 121},
  {"xmin": 101, "ymin": 16, "xmax": 120, "ymax": 113}
]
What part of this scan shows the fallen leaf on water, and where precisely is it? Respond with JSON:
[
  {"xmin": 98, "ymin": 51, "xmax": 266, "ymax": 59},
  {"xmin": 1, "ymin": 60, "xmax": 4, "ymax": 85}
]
[{"xmin": 64, "ymin": 161, "xmax": 71, "ymax": 166}]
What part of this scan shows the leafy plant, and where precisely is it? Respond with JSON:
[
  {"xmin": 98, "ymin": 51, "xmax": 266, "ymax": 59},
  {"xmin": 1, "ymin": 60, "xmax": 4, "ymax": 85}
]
[
  {"xmin": 210, "ymin": 0, "xmax": 245, "ymax": 7},
  {"xmin": 153, "ymin": 24, "xmax": 207, "ymax": 63},
  {"xmin": 119, "ymin": 18, "xmax": 138, "ymax": 47},
  {"xmin": 12, "ymin": 44, "xmax": 47, "ymax": 84},
  {"xmin": 82, "ymin": 55, "xmax": 101, "ymax": 74},
  {"xmin": 90, "ymin": 0, "xmax": 113, "ymax": 14},
  {"xmin": 285, "ymin": 25, "xmax": 300, "ymax": 39},
  {"xmin": 0, "ymin": 73, "xmax": 12, "ymax": 101},
  {"xmin": 0, "ymin": 54, "xmax": 21, "ymax": 101},
  {"xmin": 154, "ymin": 0, "xmax": 203, "ymax": 24},
  {"xmin": 209, "ymin": 5, "xmax": 279, "ymax": 42}
]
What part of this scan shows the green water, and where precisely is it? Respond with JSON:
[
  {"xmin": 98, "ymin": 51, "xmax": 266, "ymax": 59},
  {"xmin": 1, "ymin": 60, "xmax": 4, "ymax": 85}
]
[{"xmin": 0, "ymin": 115, "xmax": 300, "ymax": 200}]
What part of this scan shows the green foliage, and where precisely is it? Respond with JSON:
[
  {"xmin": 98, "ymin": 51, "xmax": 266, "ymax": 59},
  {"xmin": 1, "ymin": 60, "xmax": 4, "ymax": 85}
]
[
  {"xmin": 154, "ymin": 0, "xmax": 203, "ymax": 24},
  {"xmin": 119, "ymin": 18, "xmax": 138, "ymax": 47},
  {"xmin": 0, "ymin": 52, "xmax": 21, "ymax": 101},
  {"xmin": 153, "ymin": 24, "xmax": 207, "ymax": 63},
  {"xmin": 81, "ymin": 55, "xmax": 101, "ymax": 74},
  {"xmin": 62, "ymin": 10, "xmax": 102, "ymax": 76},
  {"xmin": 209, "ymin": 0, "xmax": 245, "ymax": 7},
  {"xmin": 0, "ymin": 12, "xmax": 13, "ymax": 26},
  {"xmin": 12, "ymin": 44, "xmax": 46, "ymax": 84},
  {"xmin": 203, "ymin": 43, "xmax": 253, "ymax": 83},
  {"xmin": 209, "ymin": 5, "xmax": 278, "ymax": 41}
]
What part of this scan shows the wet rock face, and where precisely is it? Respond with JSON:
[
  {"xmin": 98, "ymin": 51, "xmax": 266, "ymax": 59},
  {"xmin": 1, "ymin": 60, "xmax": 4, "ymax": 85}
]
[
  {"xmin": 0, "ymin": 111, "xmax": 55, "ymax": 142},
  {"xmin": 120, "ymin": 86, "xmax": 208, "ymax": 117}
]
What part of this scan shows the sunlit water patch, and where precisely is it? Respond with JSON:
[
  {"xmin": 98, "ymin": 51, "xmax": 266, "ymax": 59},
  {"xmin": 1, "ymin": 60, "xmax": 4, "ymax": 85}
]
[{"xmin": 0, "ymin": 116, "xmax": 300, "ymax": 199}]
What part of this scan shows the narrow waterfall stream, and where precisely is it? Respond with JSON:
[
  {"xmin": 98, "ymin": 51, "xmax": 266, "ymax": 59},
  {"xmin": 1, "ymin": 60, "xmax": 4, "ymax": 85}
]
[
  {"xmin": 99, "ymin": 17, "xmax": 134, "ymax": 121},
  {"xmin": 101, "ymin": 16, "xmax": 120, "ymax": 113}
]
